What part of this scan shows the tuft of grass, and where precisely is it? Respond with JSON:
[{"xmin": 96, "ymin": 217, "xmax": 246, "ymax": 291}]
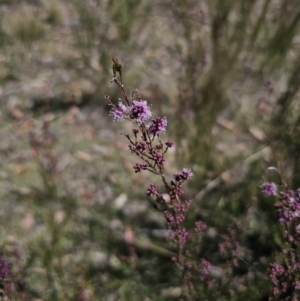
[{"xmin": 14, "ymin": 18, "xmax": 45, "ymax": 45}]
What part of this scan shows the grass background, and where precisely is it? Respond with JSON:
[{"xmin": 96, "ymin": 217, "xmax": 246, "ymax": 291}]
[{"xmin": 1, "ymin": 0, "xmax": 300, "ymax": 300}]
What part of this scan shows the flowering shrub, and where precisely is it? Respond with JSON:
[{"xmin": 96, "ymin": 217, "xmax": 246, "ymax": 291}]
[
  {"xmin": 107, "ymin": 57, "xmax": 300, "ymax": 300},
  {"xmin": 262, "ymin": 179, "xmax": 300, "ymax": 300},
  {"xmin": 0, "ymin": 257, "xmax": 14, "ymax": 292},
  {"xmin": 106, "ymin": 57, "xmax": 212, "ymax": 297},
  {"xmin": 0, "ymin": 255, "xmax": 25, "ymax": 301}
]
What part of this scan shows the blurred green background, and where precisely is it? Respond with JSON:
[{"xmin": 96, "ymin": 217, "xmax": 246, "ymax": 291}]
[{"xmin": 1, "ymin": 0, "xmax": 300, "ymax": 300}]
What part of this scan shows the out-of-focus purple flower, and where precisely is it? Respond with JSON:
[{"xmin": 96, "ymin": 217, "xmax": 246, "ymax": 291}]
[
  {"xmin": 151, "ymin": 150, "xmax": 165, "ymax": 165},
  {"xmin": 165, "ymin": 140, "xmax": 174, "ymax": 148},
  {"xmin": 270, "ymin": 263, "xmax": 285, "ymax": 277},
  {"xmin": 177, "ymin": 214, "xmax": 185, "ymax": 223},
  {"xmin": 133, "ymin": 163, "xmax": 149, "ymax": 173},
  {"xmin": 177, "ymin": 203, "xmax": 186, "ymax": 212},
  {"xmin": 295, "ymin": 281, "xmax": 300, "ymax": 290},
  {"xmin": 5, "ymin": 283, "xmax": 13, "ymax": 292},
  {"xmin": 0, "ymin": 258, "xmax": 11, "ymax": 281},
  {"xmin": 129, "ymin": 142, "xmax": 147, "ymax": 153},
  {"xmin": 177, "ymin": 228, "xmax": 190, "ymax": 245},
  {"xmin": 279, "ymin": 216, "xmax": 286, "ymax": 223},
  {"xmin": 118, "ymin": 102, "xmax": 127, "ymax": 112},
  {"xmin": 188, "ymin": 282, "xmax": 194, "ymax": 290},
  {"xmin": 185, "ymin": 199, "xmax": 192, "ymax": 206},
  {"xmin": 186, "ymin": 262, "xmax": 193, "ymax": 269},
  {"xmin": 261, "ymin": 182, "xmax": 277, "ymax": 196},
  {"xmin": 129, "ymin": 100, "xmax": 152, "ymax": 123},
  {"xmin": 147, "ymin": 183, "xmax": 157, "ymax": 196},
  {"xmin": 275, "ymin": 190, "xmax": 300, "ymax": 222},
  {"xmin": 173, "ymin": 168, "xmax": 193, "ymax": 182},
  {"xmin": 170, "ymin": 185, "xmax": 184, "ymax": 198},
  {"xmin": 201, "ymin": 258, "xmax": 211, "ymax": 275},
  {"xmin": 166, "ymin": 213, "xmax": 175, "ymax": 225},
  {"xmin": 148, "ymin": 117, "xmax": 167, "ymax": 136},
  {"xmin": 195, "ymin": 220, "xmax": 207, "ymax": 232},
  {"xmin": 74, "ymin": 287, "xmax": 88, "ymax": 301},
  {"xmin": 110, "ymin": 102, "xmax": 127, "ymax": 121},
  {"xmin": 167, "ymin": 230, "xmax": 175, "ymax": 240},
  {"xmin": 136, "ymin": 142, "xmax": 147, "ymax": 152}
]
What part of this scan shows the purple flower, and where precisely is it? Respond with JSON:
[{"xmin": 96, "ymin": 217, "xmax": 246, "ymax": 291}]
[
  {"xmin": 136, "ymin": 142, "xmax": 147, "ymax": 152},
  {"xmin": 133, "ymin": 163, "xmax": 149, "ymax": 173},
  {"xmin": 295, "ymin": 281, "xmax": 300, "ymax": 290},
  {"xmin": 275, "ymin": 190, "xmax": 300, "ymax": 222},
  {"xmin": 128, "ymin": 100, "xmax": 152, "ymax": 123},
  {"xmin": 185, "ymin": 199, "xmax": 192, "ymax": 206},
  {"xmin": 173, "ymin": 168, "xmax": 194, "ymax": 182},
  {"xmin": 269, "ymin": 263, "xmax": 285, "ymax": 279},
  {"xmin": 148, "ymin": 117, "xmax": 167, "ymax": 136},
  {"xmin": 0, "ymin": 257, "xmax": 13, "ymax": 282},
  {"xmin": 147, "ymin": 184, "xmax": 157, "ymax": 196},
  {"xmin": 177, "ymin": 203, "xmax": 186, "ymax": 212},
  {"xmin": 165, "ymin": 140, "xmax": 174, "ymax": 148},
  {"xmin": 195, "ymin": 221, "xmax": 207, "ymax": 232},
  {"xmin": 201, "ymin": 258, "xmax": 211, "ymax": 275},
  {"xmin": 261, "ymin": 182, "xmax": 277, "ymax": 196},
  {"xmin": 171, "ymin": 185, "xmax": 184, "ymax": 197},
  {"xmin": 155, "ymin": 143, "xmax": 163, "ymax": 150},
  {"xmin": 5, "ymin": 283, "xmax": 13, "ymax": 292},
  {"xmin": 177, "ymin": 214, "xmax": 185, "ymax": 223},
  {"xmin": 129, "ymin": 142, "xmax": 147, "ymax": 153},
  {"xmin": 177, "ymin": 228, "xmax": 190, "ymax": 244},
  {"xmin": 151, "ymin": 149, "xmax": 165, "ymax": 165},
  {"xmin": 166, "ymin": 213, "xmax": 175, "ymax": 224},
  {"xmin": 110, "ymin": 102, "xmax": 127, "ymax": 121}
]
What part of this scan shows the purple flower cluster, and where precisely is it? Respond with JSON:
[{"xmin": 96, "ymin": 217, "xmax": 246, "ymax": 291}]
[
  {"xmin": 0, "ymin": 257, "xmax": 16, "ymax": 296},
  {"xmin": 177, "ymin": 203, "xmax": 186, "ymax": 212},
  {"xmin": 110, "ymin": 101, "xmax": 127, "ymax": 121},
  {"xmin": 173, "ymin": 168, "xmax": 193, "ymax": 182},
  {"xmin": 269, "ymin": 263, "xmax": 288, "ymax": 296},
  {"xmin": 177, "ymin": 214, "xmax": 185, "ymax": 223},
  {"xmin": 150, "ymin": 149, "xmax": 165, "ymax": 165},
  {"xmin": 295, "ymin": 281, "xmax": 300, "ymax": 290},
  {"xmin": 273, "ymin": 189, "xmax": 300, "ymax": 223},
  {"xmin": 0, "ymin": 257, "xmax": 12, "ymax": 281},
  {"xmin": 107, "ymin": 60, "xmax": 209, "ymax": 297},
  {"xmin": 165, "ymin": 140, "xmax": 174, "ymax": 148},
  {"xmin": 261, "ymin": 182, "xmax": 277, "ymax": 196},
  {"xmin": 171, "ymin": 184, "xmax": 184, "ymax": 197},
  {"xmin": 176, "ymin": 228, "xmax": 190, "ymax": 245},
  {"xmin": 268, "ymin": 259, "xmax": 300, "ymax": 299},
  {"xmin": 129, "ymin": 142, "xmax": 147, "ymax": 153},
  {"xmin": 264, "ymin": 182, "xmax": 300, "ymax": 300},
  {"xmin": 200, "ymin": 258, "xmax": 211, "ymax": 277},
  {"xmin": 133, "ymin": 162, "xmax": 149, "ymax": 173},
  {"xmin": 110, "ymin": 99, "xmax": 153, "ymax": 124},
  {"xmin": 147, "ymin": 184, "xmax": 157, "ymax": 196},
  {"xmin": 148, "ymin": 117, "xmax": 167, "ymax": 136},
  {"xmin": 195, "ymin": 220, "xmax": 207, "ymax": 232},
  {"xmin": 218, "ymin": 224, "xmax": 240, "ymax": 260},
  {"xmin": 166, "ymin": 212, "xmax": 175, "ymax": 225},
  {"xmin": 128, "ymin": 100, "xmax": 152, "ymax": 123}
]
